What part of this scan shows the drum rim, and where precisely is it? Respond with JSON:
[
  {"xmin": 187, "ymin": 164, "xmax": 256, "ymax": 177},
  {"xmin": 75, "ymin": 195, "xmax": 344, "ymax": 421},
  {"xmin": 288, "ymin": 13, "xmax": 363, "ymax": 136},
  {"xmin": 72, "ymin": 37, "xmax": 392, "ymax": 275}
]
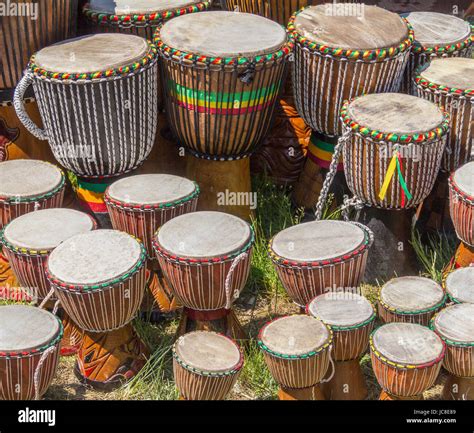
[
  {"xmin": 288, "ymin": 8, "xmax": 414, "ymax": 62},
  {"xmin": 430, "ymin": 305, "xmax": 474, "ymax": 347},
  {"xmin": 443, "ymin": 267, "xmax": 474, "ymax": 304},
  {"xmin": 449, "ymin": 163, "xmax": 474, "ymax": 204}
]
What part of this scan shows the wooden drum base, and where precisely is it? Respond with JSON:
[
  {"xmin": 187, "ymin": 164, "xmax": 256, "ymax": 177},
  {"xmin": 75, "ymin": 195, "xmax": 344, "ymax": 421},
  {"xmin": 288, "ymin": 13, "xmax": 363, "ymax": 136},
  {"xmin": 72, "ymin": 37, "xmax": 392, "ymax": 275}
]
[
  {"xmin": 380, "ymin": 390, "xmax": 423, "ymax": 401},
  {"xmin": 321, "ymin": 359, "xmax": 367, "ymax": 400},
  {"xmin": 146, "ymin": 268, "xmax": 180, "ymax": 315},
  {"xmin": 60, "ymin": 313, "xmax": 83, "ymax": 357},
  {"xmin": 450, "ymin": 243, "xmax": 474, "ymax": 269},
  {"xmin": 75, "ymin": 324, "xmax": 149, "ymax": 391},
  {"xmin": 442, "ymin": 374, "xmax": 474, "ymax": 400},
  {"xmin": 278, "ymin": 384, "xmax": 325, "ymax": 401}
]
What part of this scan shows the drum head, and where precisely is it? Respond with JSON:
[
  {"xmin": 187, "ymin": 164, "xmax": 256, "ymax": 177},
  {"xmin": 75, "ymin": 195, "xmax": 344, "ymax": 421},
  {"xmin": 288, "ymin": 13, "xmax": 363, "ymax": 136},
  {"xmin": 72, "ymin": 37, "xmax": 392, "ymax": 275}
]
[
  {"xmin": 4, "ymin": 209, "xmax": 94, "ymax": 251},
  {"xmin": 294, "ymin": 4, "xmax": 407, "ymax": 50},
  {"xmin": 157, "ymin": 211, "xmax": 251, "ymax": 259},
  {"xmin": 434, "ymin": 304, "xmax": 474, "ymax": 344},
  {"xmin": 445, "ymin": 268, "xmax": 474, "ymax": 304},
  {"xmin": 160, "ymin": 11, "xmax": 287, "ymax": 57},
  {"xmin": 372, "ymin": 323, "xmax": 444, "ymax": 365},
  {"xmin": 34, "ymin": 34, "xmax": 149, "ymax": 75},
  {"xmin": 260, "ymin": 315, "xmax": 330, "ymax": 356},
  {"xmin": 0, "ymin": 305, "xmax": 60, "ymax": 352},
  {"xmin": 419, "ymin": 58, "xmax": 474, "ymax": 91},
  {"xmin": 88, "ymin": 0, "xmax": 202, "ymax": 14},
  {"xmin": 308, "ymin": 293, "xmax": 374, "ymax": 327},
  {"xmin": 48, "ymin": 229, "xmax": 142, "ymax": 286},
  {"xmin": 107, "ymin": 174, "xmax": 196, "ymax": 205},
  {"xmin": 0, "ymin": 160, "xmax": 62, "ymax": 199},
  {"xmin": 402, "ymin": 12, "xmax": 471, "ymax": 48},
  {"xmin": 347, "ymin": 93, "xmax": 444, "ymax": 135},
  {"xmin": 380, "ymin": 277, "xmax": 444, "ymax": 312},
  {"xmin": 271, "ymin": 220, "xmax": 366, "ymax": 262},
  {"xmin": 174, "ymin": 331, "xmax": 241, "ymax": 373},
  {"xmin": 453, "ymin": 162, "xmax": 474, "ymax": 197}
]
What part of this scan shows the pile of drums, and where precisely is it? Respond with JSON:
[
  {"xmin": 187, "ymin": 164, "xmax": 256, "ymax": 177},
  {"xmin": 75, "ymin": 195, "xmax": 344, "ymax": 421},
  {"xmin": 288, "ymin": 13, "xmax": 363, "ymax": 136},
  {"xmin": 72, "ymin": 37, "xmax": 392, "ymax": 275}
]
[{"xmin": 0, "ymin": 1, "xmax": 473, "ymax": 402}]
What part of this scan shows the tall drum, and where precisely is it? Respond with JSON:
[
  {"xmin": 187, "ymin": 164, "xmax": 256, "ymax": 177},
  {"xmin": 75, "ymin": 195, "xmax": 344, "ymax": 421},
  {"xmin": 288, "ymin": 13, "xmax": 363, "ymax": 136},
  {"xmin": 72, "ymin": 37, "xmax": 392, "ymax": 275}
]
[{"xmin": 444, "ymin": 267, "xmax": 474, "ymax": 305}]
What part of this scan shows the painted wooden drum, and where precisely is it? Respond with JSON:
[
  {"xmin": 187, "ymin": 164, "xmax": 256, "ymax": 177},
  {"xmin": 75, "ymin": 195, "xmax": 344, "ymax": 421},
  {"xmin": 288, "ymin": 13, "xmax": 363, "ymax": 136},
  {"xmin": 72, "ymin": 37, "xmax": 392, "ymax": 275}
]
[
  {"xmin": 14, "ymin": 33, "xmax": 159, "ymax": 178},
  {"xmin": 378, "ymin": 277, "xmax": 446, "ymax": 326},
  {"xmin": 370, "ymin": 323, "xmax": 445, "ymax": 400},
  {"xmin": 0, "ymin": 305, "xmax": 62, "ymax": 400},
  {"xmin": 0, "ymin": 0, "xmax": 78, "ymax": 90},
  {"xmin": 269, "ymin": 220, "xmax": 373, "ymax": 307},
  {"xmin": 258, "ymin": 315, "xmax": 332, "ymax": 400},
  {"xmin": 155, "ymin": 11, "xmax": 292, "ymax": 160},
  {"xmin": 444, "ymin": 267, "xmax": 474, "ymax": 304},
  {"xmin": 0, "ymin": 159, "xmax": 65, "ymax": 228},
  {"xmin": 416, "ymin": 58, "xmax": 474, "ymax": 172},
  {"xmin": 341, "ymin": 93, "xmax": 449, "ymax": 209},
  {"xmin": 400, "ymin": 12, "xmax": 473, "ymax": 95},
  {"xmin": 449, "ymin": 162, "xmax": 474, "ymax": 247},
  {"xmin": 431, "ymin": 304, "xmax": 474, "ymax": 400},
  {"xmin": 173, "ymin": 331, "xmax": 243, "ymax": 400},
  {"xmin": 307, "ymin": 292, "xmax": 375, "ymax": 400},
  {"xmin": 46, "ymin": 230, "xmax": 147, "ymax": 332}
]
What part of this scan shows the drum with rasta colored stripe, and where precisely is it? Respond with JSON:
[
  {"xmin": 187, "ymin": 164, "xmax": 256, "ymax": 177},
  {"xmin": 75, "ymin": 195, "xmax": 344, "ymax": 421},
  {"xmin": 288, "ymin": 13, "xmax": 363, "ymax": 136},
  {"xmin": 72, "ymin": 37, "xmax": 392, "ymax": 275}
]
[{"xmin": 444, "ymin": 267, "xmax": 474, "ymax": 305}]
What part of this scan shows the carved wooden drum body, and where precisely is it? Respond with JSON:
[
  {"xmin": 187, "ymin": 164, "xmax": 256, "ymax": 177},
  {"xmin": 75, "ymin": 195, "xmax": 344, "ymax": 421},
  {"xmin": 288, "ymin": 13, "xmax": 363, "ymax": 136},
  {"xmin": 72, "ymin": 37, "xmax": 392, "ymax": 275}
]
[{"xmin": 444, "ymin": 267, "xmax": 474, "ymax": 305}]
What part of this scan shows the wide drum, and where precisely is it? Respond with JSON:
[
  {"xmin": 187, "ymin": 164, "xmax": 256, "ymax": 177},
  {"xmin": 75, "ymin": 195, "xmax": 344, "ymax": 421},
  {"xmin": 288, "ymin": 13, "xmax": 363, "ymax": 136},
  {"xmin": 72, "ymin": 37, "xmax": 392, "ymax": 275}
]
[
  {"xmin": 370, "ymin": 323, "xmax": 445, "ymax": 400},
  {"xmin": 307, "ymin": 293, "xmax": 375, "ymax": 400},
  {"xmin": 378, "ymin": 277, "xmax": 446, "ymax": 326},
  {"xmin": 269, "ymin": 220, "xmax": 373, "ymax": 307},
  {"xmin": 444, "ymin": 267, "xmax": 474, "ymax": 305},
  {"xmin": 0, "ymin": 305, "xmax": 62, "ymax": 400},
  {"xmin": 173, "ymin": 331, "xmax": 243, "ymax": 400}
]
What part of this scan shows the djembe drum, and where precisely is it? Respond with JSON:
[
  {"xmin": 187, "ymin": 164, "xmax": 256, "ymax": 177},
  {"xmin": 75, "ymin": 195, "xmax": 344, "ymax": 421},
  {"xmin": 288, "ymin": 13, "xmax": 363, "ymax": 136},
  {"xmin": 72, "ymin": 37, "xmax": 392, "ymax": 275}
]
[
  {"xmin": 173, "ymin": 331, "xmax": 243, "ymax": 400},
  {"xmin": 400, "ymin": 12, "xmax": 473, "ymax": 95},
  {"xmin": 153, "ymin": 211, "xmax": 254, "ymax": 339},
  {"xmin": 444, "ymin": 267, "xmax": 474, "ymax": 305},
  {"xmin": 155, "ymin": 11, "xmax": 292, "ymax": 219},
  {"xmin": 46, "ymin": 230, "xmax": 148, "ymax": 389},
  {"xmin": 291, "ymin": 4, "xmax": 413, "ymax": 209},
  {"xmin": 269, "ymin": 220, "xmax": 373, "ymax": 308},
  {"xmin": 307, "ymin": 292, "xmax": 375, "ymax": 400},
  {"xmin": 104, "ymin": 174, "xmax": 199, "ymax": 313},
  {"xmin": 0, "ymin": 305, "xmax": 62, "ymax": 400},
  {"xmin": 370, "ymin": 323, "xmax": 445, "ymax": 400},
  {"xmin": 258, "ymin": 315, "xmax": 333, "ymax": 400},
  {"xmin": 431, "ymin": 304, "xmax": 474, "ymax": 400},
  {"xmin": 378, "ymin": 277, "xmax": 446, "ymax": 326}
]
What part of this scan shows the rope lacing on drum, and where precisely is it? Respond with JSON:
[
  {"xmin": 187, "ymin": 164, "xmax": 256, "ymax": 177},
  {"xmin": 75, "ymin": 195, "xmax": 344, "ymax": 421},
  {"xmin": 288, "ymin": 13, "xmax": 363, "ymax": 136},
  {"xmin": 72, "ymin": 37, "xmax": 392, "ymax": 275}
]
[{"xmin": 341, "ymin": 195, "xmax": 365, "ymax": 222}]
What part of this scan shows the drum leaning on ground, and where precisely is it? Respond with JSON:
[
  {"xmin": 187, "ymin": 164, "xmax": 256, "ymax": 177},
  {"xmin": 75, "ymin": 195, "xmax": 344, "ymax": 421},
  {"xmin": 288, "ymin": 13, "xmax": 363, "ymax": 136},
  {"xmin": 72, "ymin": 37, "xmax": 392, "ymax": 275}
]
[
  {"xmin": 444, "ymin": 267, "xmax": 474, "ymax": 304},
  {"xmin": 0, "ymin": 305, "xmax": 62, "ymax": 400},
  {"xmin": 416, "ymin": 58, "xmax": 474, "ymax": 172},
  {"xmin": 400, "ymin": 12, "xmax": 473, "ymax": 95},
  {"xmin": 269, "ymin": 220, "xmax": 373, "ymax": 307},
  {"xmin": 370, "ymin": 323, "xmax": 445, "ymax": 400},
  {"xmin": 378, "ymin": 277, "xmax": 446, "ymax": 326},
  {"xmin": 341, "ymin": 93, "xmax": 449, "ymax": 209},
  {"xmin": 173, "ymin": 331, "xmax": 243, "ymax": 400}
]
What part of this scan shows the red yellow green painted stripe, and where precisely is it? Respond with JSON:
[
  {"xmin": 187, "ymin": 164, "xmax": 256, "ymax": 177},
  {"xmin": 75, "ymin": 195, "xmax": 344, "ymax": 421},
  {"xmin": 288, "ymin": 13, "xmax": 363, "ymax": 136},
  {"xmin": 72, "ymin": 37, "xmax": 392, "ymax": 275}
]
[
  {"xmin": 75, "ymin": 178, "xmax": 110, "ymax": 214},
  {"xmin": 307, "ymin": 134, "xmax": 343, "ymax": 171}
]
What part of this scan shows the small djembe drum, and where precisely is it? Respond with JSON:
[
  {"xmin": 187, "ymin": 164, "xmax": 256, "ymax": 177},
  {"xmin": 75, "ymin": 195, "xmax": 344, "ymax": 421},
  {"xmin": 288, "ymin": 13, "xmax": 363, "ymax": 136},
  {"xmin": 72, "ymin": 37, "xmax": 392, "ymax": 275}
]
[
  {"xmin": 0, "ymin": 304, "xmax": 62, "ymax": 400},
  {"xmin": 431, "ymin": 304, "xmax": 474, "ymax": 400},
  {"xmin": 173, "ymin": 331, "xmax": 243, "ymax": 400},
  {"xmin": 307, "ymin": 292, "xmax": 375, "ymax": 400},
  {"xmin": 258, "ymin": 315, "xmax": 333, "ymax": 400},
  {"xmin": 370, "ymin": 323, "xmax": 445, "ymax": 400},
  {"xmin": 47, "ymin": 230, "xmax": 148, "ymax": 389},
  {"xmin": 378, "ymin": 276, "xmax": 446, "ymax": 327},
  {"xmin": 269, "ymin": 220, "xmax": 373, "ymax": 308},
  {"xmin": 155, "ymin": 11, "xmax": 292, "ymax": 219},
  {"xmin": 444, "ymin": 267, "xmax": 474, "ymax": 305},
  {"xmin": 400, "ymin": 12, "xmax": 473, "ymax": 95},
  {"xmin": 154, "ymin": 211, "xmax": 254, "ymax": 339},
  {"xmin": 104, "ymin": 174, "xmax": 199, "ymax": 314},
  {"xmin": 291, "ymin": 4, "xmax": 413, "ymax": 209}
]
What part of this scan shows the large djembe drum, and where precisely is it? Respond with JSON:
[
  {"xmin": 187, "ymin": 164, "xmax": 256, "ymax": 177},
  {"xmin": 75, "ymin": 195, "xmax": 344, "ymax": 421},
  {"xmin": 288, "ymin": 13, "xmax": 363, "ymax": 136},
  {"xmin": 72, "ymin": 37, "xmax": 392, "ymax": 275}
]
[
  {"xmin": 105, "ymin": 174, "xmax": 199, "ymax": 313},
  {"xmin": 269, "ymin": 220, "xmax": 373, "ymax": 308},
  {"xmin": 291, "ymin": 4, "xmax": 414, "ymax": 209},
  {"xmin": 444, "ymin": 267, "xmax": 474, "ymax": 305},
  {"xmin": 370, "ymin": 323, "xmax": 445, "ymax": 400},
  {"xmin": 155, "ymin": 11, "xmax": 292, "ymax": 219},
  {"xmin": 154, "ymin": 211, "xmax": 254, "ymax": 339},
  {"xmin": 0, "ymin": 305, "xmax": 62, "ymax": 400},
  {"xmin": 46, "ymin": 230, "xmax": 148, "ymax": 389},
  {"xmin": 258, "ymin": 315, "xmax": 333, "ymax": 400},
  {"xmin": 378, "ymin": 277, "xmax": 446, "ymax": 326},
  {"xmin": 173, "ymin": 331, "xmax": 243, "ymax": 400},
  {"xmin": 307, "ymin": 292, "xmax": 375, "ymax": 400},
  {"xmin": 400, "ymin": 12, "xmax": 473, "ymax": 95},
  {"xmin": 431, "ymin": 304, "xmax": 474, "ymax": 400}
]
